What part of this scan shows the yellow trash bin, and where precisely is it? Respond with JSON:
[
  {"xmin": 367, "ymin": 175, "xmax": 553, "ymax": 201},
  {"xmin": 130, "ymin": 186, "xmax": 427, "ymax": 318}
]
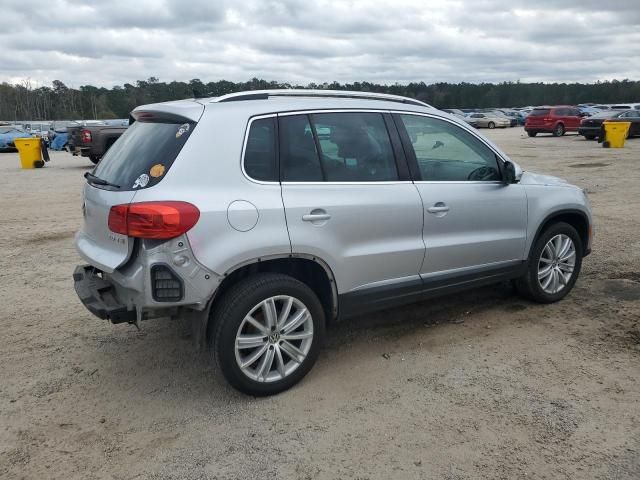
[
  {"xmin": 14, "ymin": 137, "xmax": 45, "ymax": 169},
  {"xmin": 602, "ymin": 121, "xmax": 631, "ymax": 148}
]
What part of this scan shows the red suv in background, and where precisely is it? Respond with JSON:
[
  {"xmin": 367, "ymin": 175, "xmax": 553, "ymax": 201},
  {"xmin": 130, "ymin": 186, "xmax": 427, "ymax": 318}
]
[{"xmin": 525, "ymin": 106, "xmax": 583, "ymax": 137}]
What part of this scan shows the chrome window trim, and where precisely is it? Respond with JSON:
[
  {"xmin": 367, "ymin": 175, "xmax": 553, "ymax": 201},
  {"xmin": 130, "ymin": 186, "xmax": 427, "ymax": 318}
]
[{"xmin": 241, "ymin": 108, "xmax": 509, "ymax": 185}]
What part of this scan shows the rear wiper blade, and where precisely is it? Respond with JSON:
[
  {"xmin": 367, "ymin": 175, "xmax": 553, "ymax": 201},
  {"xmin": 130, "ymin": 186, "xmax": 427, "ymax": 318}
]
[{"xmin": 84, "ymin": 172, "xmax": 120, "ymax": 189}]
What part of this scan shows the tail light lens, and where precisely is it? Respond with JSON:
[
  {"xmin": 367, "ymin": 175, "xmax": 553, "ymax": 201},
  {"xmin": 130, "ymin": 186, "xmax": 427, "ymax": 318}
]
[
  {"xmin": 81, "ymin": 129, "xmax": 92, "ymax": 143},
  {"xmin": 108, "ymin": 201, "xmax": 200, "ymax": 239}
]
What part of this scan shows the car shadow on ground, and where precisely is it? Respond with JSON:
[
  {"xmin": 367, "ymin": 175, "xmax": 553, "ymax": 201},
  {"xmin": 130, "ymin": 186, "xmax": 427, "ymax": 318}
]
[{"xmin": 78, "ymin": 282, "xmax": 525, "ymax": 401}]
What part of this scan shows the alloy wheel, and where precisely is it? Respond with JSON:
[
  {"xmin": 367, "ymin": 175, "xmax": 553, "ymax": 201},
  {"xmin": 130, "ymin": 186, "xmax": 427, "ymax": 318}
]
[
  {"xmin": 537, "ymin": 234, "xmax": 576, "ymax": 294},
  {"xmin": 234, "ymin": 295, "xmax": 314, "ymax": 382}
]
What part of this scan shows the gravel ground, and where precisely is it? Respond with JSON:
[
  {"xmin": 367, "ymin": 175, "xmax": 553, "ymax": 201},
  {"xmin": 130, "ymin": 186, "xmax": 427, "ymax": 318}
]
[{"xmin": 1, "ymin": 128, "xmax": 639, "ymax": 480}]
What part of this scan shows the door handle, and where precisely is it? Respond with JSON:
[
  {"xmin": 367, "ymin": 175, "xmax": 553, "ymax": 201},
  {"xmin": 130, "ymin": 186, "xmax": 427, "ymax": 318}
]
[
  {"xmin": 302, "ymin": 212, "xmax": 331, "ymax": 222},
  {"xmin": 427, "ymin": 204, "xmax": 449, "ymax": 214}
]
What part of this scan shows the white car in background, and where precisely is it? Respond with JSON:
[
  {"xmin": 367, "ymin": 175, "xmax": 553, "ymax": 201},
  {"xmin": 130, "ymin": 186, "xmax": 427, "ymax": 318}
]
[{"xmin": 467, "ymin": 112, "xmax": 511, "ymax": 129}]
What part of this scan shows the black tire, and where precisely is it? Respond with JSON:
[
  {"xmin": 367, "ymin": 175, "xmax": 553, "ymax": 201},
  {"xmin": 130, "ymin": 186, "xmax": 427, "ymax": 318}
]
[
  {"xmin": 584, "ymin": 135, "xmax": 596, "ymax": 140},
  {"xmin": 527, "ymin": 131, "xmax": 537, "ymax": 137},
  {"xmin": 515, "ymin": 222, "xmax": 583, "ymax": 303},
  {"xmin": 488, "ymin": 122, "xmax": 495, "ymax": 129},
  {"xmin": 552, "ymin": 123, "xmax": 565, "ymax": 137},
  {"xmin": 89, "ymin": 155, "xmax": 100, "ymax": 164},
  {"xmin": 210, "ymin": 273, "xmax": 326, "ymax": 396}
]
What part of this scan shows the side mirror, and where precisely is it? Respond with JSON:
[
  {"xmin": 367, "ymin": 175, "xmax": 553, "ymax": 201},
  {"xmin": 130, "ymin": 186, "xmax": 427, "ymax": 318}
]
[{"xmin": 503, "ymin": 161, "xmax": 517, "ymax": 184}]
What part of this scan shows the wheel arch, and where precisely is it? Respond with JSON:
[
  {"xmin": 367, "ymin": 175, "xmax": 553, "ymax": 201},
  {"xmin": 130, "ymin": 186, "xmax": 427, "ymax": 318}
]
[
  {"xmin": 530, "ymin": 209, "xmax": 590, "ymax": 257},
  {"xmin": 205, "ymin": 254, "xmax": 339, "ymax": 343}
]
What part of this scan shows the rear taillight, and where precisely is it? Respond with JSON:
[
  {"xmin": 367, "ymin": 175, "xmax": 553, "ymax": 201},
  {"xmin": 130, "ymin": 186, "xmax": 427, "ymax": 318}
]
[
  {"xmin": 81, "ymin": 129, "xmax": 92, "ymax": 143},
  {"xmin": 108, "ymin": 201, "xmax": 200, "ymax": 239}
]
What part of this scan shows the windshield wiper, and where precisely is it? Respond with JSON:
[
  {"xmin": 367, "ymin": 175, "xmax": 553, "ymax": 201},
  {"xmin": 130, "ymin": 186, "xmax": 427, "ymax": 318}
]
[{"xmin": 84, "ymin": 172, "xmax": 120, "ymax": 189}]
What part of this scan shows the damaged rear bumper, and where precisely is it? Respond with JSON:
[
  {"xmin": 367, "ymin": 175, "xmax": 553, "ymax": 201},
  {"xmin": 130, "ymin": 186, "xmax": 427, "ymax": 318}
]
[{"xmin": 73, "ymin": 265, "xmax": 136, "ymax": 323}]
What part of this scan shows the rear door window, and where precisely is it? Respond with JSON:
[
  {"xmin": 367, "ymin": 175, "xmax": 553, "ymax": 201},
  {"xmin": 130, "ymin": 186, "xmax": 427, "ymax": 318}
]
[
  {"xmin": 279, "ymin": 112, "xmax": 399, "ymax": 182},
  {"xmin": 93, "ymin": 119, "xmax": 195, "ymax": 190},
  {"xmin": 279, "ymin": 115, "xmax": 324, "ymax": 182},
  {"xmin": 310, "ymin": 112, "xmax": 398, "ymax": 182}
]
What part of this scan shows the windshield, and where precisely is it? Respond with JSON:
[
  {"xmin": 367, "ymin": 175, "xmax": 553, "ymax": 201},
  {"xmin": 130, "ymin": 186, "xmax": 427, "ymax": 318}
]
[
  {"xmin": 92, "ymin": 119, "xmax": 195, "ymax": 190},
  {"xmin": 530, "ymin": 109, "xmax": 551, "ymax": 116}
]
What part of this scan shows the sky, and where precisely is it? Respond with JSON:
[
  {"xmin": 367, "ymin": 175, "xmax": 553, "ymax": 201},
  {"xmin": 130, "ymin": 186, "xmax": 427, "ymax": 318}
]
[{"xmin": 1, "ymin": 0, "xmax": 639, "ymax": 88}]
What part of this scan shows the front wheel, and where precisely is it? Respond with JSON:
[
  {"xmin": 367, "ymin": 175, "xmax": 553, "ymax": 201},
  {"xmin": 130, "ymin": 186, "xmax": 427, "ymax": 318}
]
[
  {"xmin": 488, "ymin": 121, "xmax": 495, "ymax": 129},
  {"xmin": 211, "ymin": 273, "xmax": 326, "ymax": 396},
  {"xmin": 527, "ymin": 131, "xmax": 537, "ymax": 137},
  {"xmin": 89, "ymin": 155, "xmax": 100, "ymax": 164},
  {"xmin": 515, "ymin": 222, "xmax": 583, "ymax": 303}
]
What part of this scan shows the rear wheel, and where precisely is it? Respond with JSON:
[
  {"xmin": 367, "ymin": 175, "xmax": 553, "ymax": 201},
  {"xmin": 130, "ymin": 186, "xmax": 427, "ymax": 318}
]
[
  {"xmin": 488, "ymin": 121, "xmax": 495, "ymax": 129},
  {"xmin": 211, "ymin": 273, "xmax": 326, "ymax": 396},
  {"xmin": 89, "ymin": 155, "xmax": 100, "ymax": 164},
  {"xmin": 584, "ymin": 135, "xmax": 596, "ymax": 140},
  {"xmin": 527, "ymin": 131, "xmax": 537, "ymax": 137},
  {"xmin": 515, "ymin": 222, "xmax": 582, "ymax": 303},
  {"xmin": 552, "ymin": 123, "xmax": 565, "ymax": 137}
]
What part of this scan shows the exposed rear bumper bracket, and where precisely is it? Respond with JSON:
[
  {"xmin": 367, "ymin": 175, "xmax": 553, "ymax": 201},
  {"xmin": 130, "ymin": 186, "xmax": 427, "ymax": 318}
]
[{"xmin": 73, "ymin": 265, "xmax": 136, "ymax": 324}]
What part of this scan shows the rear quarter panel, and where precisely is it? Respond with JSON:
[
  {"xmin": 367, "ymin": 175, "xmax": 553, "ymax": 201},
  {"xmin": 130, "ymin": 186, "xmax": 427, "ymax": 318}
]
[{"xmin": 128, "ymin": 104, "xmax": 292, "ymax": 278}]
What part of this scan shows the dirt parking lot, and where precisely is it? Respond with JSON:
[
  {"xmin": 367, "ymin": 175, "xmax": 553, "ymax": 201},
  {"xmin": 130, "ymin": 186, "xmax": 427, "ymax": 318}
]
[{"xmin": 1, "ymin": 128, "xmax": 639, "ymax": 480}]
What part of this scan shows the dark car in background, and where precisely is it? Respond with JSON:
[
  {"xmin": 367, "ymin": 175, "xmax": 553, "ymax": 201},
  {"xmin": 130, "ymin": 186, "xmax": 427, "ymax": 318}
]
[
  {"xmin": 606, "ymin": 110, "xmax": 640, "ymax": 137},
  {"xmin": 579, "ymin": 110, "xmax": 640, "ymax": 140},
  {"xmin": 68, "ymin": 120, "xmax": 128, "ymax": 163},
  {"xmin": 578, "ymin": 110, "xmax": 623, "ymax": 140},
  {"xmin": 525, "ymin": 106, "xmax": 583, "ymax": 137}
]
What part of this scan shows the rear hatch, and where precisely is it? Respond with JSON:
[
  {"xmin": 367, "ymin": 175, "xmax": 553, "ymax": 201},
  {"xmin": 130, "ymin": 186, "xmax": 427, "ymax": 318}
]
[
  {"xmin": 75, "ymin": 103, "xmax": 203, "ymax": 272},
  {"xmin": 526, "ymin": 108, "xmax": 551, "ymax": 126}
]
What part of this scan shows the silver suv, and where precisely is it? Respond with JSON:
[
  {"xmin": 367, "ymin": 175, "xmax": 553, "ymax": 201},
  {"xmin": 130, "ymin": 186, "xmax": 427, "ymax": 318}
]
[{"xmin": 73, "ymin": 90, "xmax": 593, "ymax": 395}]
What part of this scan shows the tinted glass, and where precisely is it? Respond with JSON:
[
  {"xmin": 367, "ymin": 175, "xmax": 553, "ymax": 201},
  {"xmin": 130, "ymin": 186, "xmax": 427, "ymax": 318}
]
[
  {"xmin": 400, "ymin": 114, "xmax": 501, "ymax": 182},
  {"xmin": 280, "ymin": 115, "xmax": 323, "ymax": 182},
  {"xmin": 93, "ymin": 119, "xmax": 194, "ymax": 190},
  {"xmin": 244, "ymin": 117, "xmax": 277, "ymax": 181},
  {"xmin": 530, "ymin": 109, "xmax": 551, "ymax": 116},
  {"xmin": 310, "ymin": 112, "xmax": 398, "ymax": 182}
]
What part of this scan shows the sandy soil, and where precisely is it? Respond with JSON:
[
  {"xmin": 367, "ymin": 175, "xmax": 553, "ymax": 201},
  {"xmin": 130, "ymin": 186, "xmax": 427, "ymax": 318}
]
[{"xmin": 1, "ymin": 129, "xmax": 639, "ymax": 480}]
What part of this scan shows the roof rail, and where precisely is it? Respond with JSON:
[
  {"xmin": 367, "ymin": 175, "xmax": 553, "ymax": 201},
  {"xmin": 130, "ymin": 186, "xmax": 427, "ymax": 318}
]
[{"xmin": 211, "ymin": 89, "xmax": 431, "ymax": 108}]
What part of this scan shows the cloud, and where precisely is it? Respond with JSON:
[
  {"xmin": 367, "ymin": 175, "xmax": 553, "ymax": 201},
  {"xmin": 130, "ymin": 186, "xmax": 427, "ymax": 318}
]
[{"xmin": 1, "ymin": 0, "xmax": 638, "ymax": 87}]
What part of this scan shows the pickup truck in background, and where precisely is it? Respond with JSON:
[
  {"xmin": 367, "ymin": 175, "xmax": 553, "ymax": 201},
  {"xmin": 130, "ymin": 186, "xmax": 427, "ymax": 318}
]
[{"xmin": 68, "ymin": 119, "xmax": 128, "ymax": 163}]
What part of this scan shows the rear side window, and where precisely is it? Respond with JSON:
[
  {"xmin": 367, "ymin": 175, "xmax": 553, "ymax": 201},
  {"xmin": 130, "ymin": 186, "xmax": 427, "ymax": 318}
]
[
  {"xmin": 530, "ymin": 109, "xmax": 550, "ymax": 116},
  {"xmin": 280, "ymin": 112, "xmax": 398, "ymax": 182},
  {"xmin": 244, "ymin": 117, "xmax": 277, "ymax": 181},
  {"xmin": 93, "ymin": 119, "xmax": 194, "ymax": 190}
]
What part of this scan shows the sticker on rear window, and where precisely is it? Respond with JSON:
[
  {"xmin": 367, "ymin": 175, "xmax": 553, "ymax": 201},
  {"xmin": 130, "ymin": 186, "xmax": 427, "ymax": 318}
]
[
  {"xmin": 132, "ymin": 173, "xmax": 149, "ymax": 189},
  {"xmin": 175, "ymin": 123, "xmax": 190, "ymax": 138},
  {"xmin": 149, "ymin": 164, "xmax": 165, "ymax": 178}
]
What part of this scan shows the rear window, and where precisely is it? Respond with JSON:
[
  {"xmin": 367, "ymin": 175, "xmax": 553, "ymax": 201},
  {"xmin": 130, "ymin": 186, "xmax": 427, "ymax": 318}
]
[
  {"xmin": 92, "ymin": 119, "xmax": 195, "ymax": 190},
  {"xmin": 530, "ymin": 109, "xmax": 551, "ymax": 116}
]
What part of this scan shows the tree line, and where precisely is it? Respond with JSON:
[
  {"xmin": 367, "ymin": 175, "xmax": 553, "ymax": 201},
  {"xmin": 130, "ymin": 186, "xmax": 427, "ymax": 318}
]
[{"xmin": 1, "ymin": 77, "xmax": 639, "ymax": 121}]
